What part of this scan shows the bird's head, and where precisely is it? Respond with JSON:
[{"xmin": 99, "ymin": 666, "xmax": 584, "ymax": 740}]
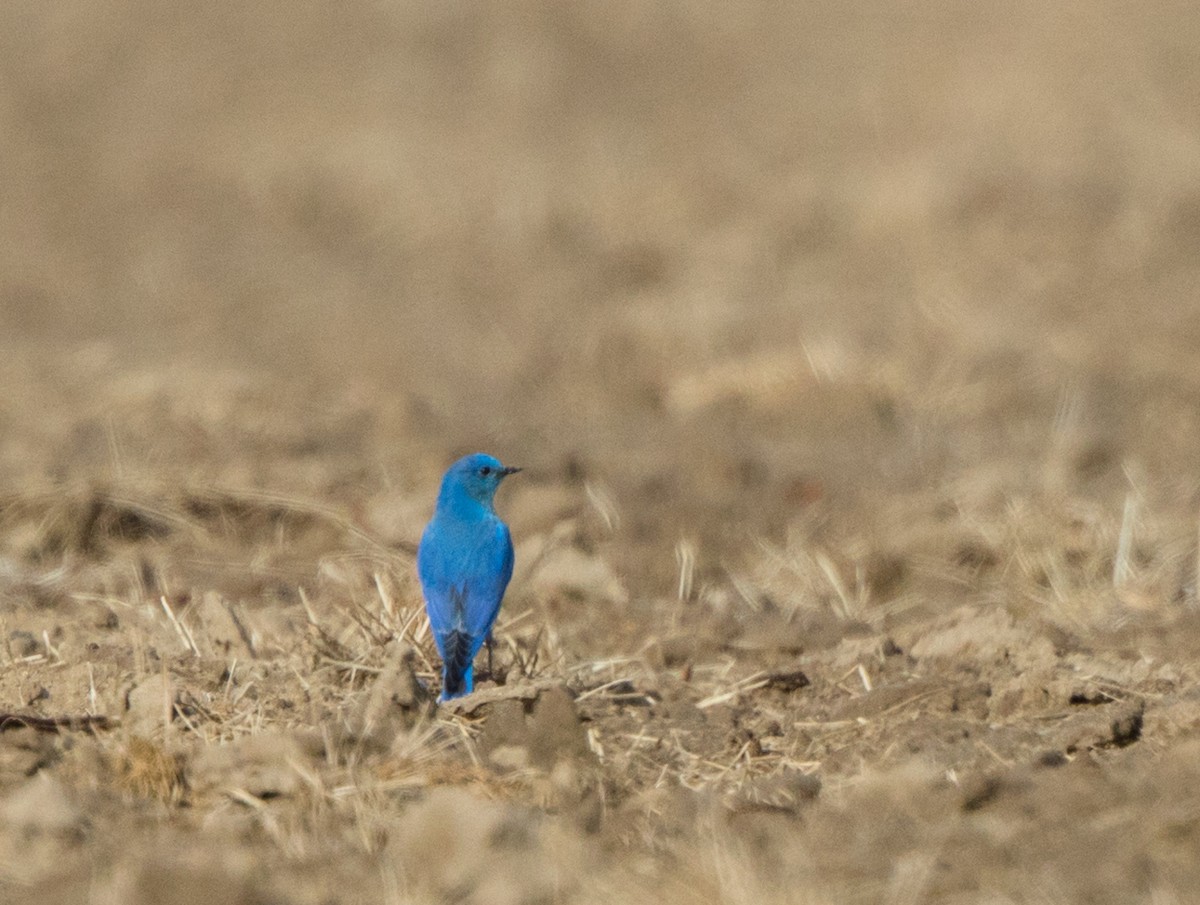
[{"xmin": 441, "ymin": 453, "xmax": 522, "ymax": 509}]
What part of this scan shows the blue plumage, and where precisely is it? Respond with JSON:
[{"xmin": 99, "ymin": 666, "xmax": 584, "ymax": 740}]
[{"xmin": 417, "ymin": 453, "xmax": 519, "ymax": 701}]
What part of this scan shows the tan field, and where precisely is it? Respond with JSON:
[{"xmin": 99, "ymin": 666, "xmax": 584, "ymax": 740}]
[{"xmin": 2, "ymin": 2, "xmax": 1200, "ymax": 902}]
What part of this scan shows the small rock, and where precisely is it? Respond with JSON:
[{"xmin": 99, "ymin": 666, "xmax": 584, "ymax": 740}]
[
  {"xmin": 479, "ymin": 685, "xmax": 591, "ymax": 771},
  {"xmin": 765, "ymin": 668, "xmax": 811, "ymax": 693},
  {"xmin": 125, "ymin": 673, "xmax": 178, "ymax": 737}
]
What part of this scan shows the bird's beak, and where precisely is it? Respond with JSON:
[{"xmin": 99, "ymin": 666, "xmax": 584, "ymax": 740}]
[{"xmin": 500, "ymin": 466, "xmax": 523, "ymax": 477}]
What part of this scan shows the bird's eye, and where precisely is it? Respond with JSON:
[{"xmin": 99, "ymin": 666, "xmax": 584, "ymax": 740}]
[{"xmin": 479, "ymin": 466, "xmax": 492, "ymax": 476}]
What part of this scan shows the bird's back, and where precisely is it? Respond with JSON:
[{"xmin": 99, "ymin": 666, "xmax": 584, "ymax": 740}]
[{"xmin": 418, "ymin": 510, "xmax": 514, "ymax": 694}]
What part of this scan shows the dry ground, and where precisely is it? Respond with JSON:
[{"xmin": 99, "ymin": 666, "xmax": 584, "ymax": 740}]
[{"xmin": 2, "ymin": 2, "xmax": 1200, "ymax": 903}]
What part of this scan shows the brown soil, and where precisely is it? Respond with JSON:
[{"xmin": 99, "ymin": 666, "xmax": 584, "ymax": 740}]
[{"xmin": 2, "ymin": 2, "xmax": 1200, "ymax": 903}]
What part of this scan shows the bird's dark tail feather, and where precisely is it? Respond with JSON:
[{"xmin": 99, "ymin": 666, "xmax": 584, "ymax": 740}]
[
  {"xmin": 440, "ymin": 629, "xmax": 474, "ymax": 699},
  {"xmin": 440, "ymin": 586, "xmax": 474, "ymax": 700}
]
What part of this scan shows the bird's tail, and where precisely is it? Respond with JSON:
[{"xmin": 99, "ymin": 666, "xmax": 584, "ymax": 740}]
[
  {"xmin": 439, "ymin": 587, "xmax": 474, "ymax": 700},
  {"xmin": 440, "ymin": 629, "xmax": 474, "ymax": 700}
]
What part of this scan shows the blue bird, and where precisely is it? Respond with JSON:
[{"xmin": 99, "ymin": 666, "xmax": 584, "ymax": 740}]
[{"xmin": 417, "ymin": 453, "xmax": 520, "ymax": 701}]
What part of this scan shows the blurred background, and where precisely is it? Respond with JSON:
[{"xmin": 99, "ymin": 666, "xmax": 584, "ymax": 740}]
[{"xmin": 1, "ymin": 0, "xmax": 1199, "ymax": 586}]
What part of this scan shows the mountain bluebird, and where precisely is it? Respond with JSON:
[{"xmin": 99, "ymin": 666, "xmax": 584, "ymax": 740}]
[{"xmin": 417, "ymin": 453, "xmax": 520, "ymax": 701}]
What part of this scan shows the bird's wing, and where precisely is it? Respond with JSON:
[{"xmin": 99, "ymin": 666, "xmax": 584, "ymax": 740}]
[
  {"xmin": 417, "ymin": 518, "xmax": 514, "ymax": 659},
  {"xmin": 467, "ymin": 521, "xmax": 513, "ymax": 645}
]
